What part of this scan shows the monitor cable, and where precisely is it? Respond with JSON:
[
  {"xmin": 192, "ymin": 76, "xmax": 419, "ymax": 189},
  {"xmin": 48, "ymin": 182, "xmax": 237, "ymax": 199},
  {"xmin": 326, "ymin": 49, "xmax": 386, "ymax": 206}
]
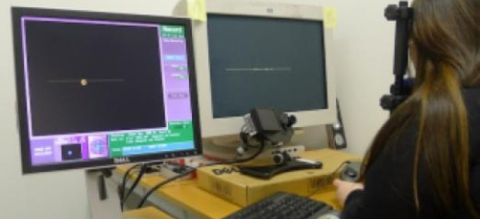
[
  {"xmin": 120, "ymin": 161, "xmax": 162, "ymax": 211},
  {"xmin": 136, "ymin": 140, "xmax": 266, "ymax": 209},
  {"xmin": 121, "ymin": 164, "xmax": 147, "ymax": 211},
  {"xmin": 120, "ymin": 164, "xmax": 142, "ymax": 208}
]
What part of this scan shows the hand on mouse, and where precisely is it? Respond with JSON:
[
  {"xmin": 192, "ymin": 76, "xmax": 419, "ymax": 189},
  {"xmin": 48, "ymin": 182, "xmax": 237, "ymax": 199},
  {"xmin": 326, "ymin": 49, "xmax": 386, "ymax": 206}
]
[{"xmin": 333, "ymin": 179, "xmax": 364, "ymax": 207}]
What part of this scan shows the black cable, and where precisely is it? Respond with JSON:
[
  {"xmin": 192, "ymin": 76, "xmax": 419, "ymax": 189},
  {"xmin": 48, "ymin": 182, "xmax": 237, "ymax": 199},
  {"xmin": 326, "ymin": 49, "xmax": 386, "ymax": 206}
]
[
  {"xmin": 136, "ymin": 141, "xmax": 266, "ymax": 209},
  {"xmin": 136, "ymin": 168, "xmax": 196, "ymax": 208},
  {"xmin": 239, "ymin": 131, "xmax": 250, "ymax": 147},
  {"xmin": 120, "ymin": 164, "xmax": 142, "ymax": 204},
  {"xmin": 121, "ymin": 164, "xmax": 147, "ymax": 211},
  {"xmin": 120, "ymin": 161, "xmax": 165, "ymax": 204}
]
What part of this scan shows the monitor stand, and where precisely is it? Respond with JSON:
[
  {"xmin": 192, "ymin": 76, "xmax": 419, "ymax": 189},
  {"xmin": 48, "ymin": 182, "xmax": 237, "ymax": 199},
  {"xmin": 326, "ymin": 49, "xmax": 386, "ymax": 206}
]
[{"xmin": 85, "ymin": 169, "xmax": 136, "ymax": 219}]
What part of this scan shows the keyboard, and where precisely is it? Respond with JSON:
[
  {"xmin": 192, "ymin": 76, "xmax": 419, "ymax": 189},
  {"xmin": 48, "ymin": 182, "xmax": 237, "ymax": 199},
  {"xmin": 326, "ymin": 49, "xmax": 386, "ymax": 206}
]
[{"xmin": 223, "ymin": 192, "xmax": 338, "ymax": 219}]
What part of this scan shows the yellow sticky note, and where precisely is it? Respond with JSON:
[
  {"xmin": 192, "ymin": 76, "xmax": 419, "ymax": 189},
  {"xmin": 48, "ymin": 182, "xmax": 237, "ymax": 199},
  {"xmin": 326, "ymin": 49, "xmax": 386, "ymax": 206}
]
[
  {"xmin": 187, "ymin": 0, "xmax": 207, "ymax": 22},
  {"xmin": 324, "ymin": 6, "xmax": 338, "ymax": 29}
]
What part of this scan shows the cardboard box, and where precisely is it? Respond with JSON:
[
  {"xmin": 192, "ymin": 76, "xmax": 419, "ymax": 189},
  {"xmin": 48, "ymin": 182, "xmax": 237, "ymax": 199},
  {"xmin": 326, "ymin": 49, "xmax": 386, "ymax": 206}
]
[{"xmin": 197, "ymin": 149, "xmax": 361, "ymax": 207}]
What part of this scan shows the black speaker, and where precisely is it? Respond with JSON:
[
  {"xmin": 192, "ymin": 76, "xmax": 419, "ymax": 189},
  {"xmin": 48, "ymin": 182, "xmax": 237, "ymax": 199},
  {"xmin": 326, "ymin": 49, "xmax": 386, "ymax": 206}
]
[{"xmin": 327, "ymin": 99, "xmax": 347, "ymax": 150}]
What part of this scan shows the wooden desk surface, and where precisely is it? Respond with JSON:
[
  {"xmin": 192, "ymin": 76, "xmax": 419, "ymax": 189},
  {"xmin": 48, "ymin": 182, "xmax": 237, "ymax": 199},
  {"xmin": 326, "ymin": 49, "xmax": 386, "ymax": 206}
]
[
  {"xmin": 117, "ymin": 149, "xmax": 360, "ymax": 219},
  {"xmin": 124, "ymin": 207, "xmax": 175, "ymax": 219}
]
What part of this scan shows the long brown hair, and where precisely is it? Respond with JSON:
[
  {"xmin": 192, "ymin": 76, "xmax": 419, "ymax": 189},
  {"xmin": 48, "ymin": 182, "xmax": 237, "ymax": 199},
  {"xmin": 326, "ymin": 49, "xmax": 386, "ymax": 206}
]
[{"xmin": 362, "ymin": 0, "xmax": 480, "ymax": 217}]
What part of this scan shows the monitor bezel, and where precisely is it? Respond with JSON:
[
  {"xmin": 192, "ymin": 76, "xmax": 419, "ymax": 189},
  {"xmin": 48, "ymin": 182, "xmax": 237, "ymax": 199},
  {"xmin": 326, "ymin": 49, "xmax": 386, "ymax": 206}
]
[
  {"xmin": 186, "ymin": 0, "xmax": 338, "ymax": 137},
  {"xmin": 11, "ymin": 7, "xmax": 203, "ymax": 174}
]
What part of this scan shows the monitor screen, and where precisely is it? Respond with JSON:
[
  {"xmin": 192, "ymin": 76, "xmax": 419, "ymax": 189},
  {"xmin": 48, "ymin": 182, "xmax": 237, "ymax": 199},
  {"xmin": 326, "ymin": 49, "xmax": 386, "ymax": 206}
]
[
  {"xmin": 12, "ymin": 8, "xmax": 202, "ymax": 173},
  {"xmin": 207, "ymin": 14, "xmax": 328, "ymax": 118}
]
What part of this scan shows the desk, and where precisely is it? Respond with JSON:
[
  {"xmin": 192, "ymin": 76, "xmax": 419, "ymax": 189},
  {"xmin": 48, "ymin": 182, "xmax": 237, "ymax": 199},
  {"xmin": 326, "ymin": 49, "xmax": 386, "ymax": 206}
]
[
  {"xmin": 125, "ymin": 207, "xmax": 175, "ymax": 219},
  {"xmin": 115, "ymin": 149, "xmax": 360, "ymax": 219}
]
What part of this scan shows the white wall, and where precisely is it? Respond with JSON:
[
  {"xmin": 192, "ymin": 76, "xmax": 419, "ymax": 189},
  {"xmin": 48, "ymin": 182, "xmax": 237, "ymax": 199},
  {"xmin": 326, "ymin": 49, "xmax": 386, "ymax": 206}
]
[
  {"xmin": 305, "ymin": 0, "xmax": 396, "ymax": 155},
  {"xmin": 0, "ymin": 0, "xmax": 396, "ymax": 218}
]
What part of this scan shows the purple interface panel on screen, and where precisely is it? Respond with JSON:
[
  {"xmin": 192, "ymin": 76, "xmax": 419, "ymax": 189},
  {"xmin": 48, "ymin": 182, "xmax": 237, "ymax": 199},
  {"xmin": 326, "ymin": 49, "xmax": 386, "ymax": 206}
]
[{"xmin": 21, "ymin": 17, "xmax": 193, "ymax": 166}]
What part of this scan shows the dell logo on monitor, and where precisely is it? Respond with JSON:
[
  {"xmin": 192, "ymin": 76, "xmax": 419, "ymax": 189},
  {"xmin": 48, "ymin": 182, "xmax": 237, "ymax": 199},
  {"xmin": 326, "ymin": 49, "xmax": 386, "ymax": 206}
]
[
  {"xmin": 267, "ymin": 8, "xmax": 274, "ymax": 14},
  {"xmin": 114, "ymin": 157, "xmax": 131, "ymax": 164}
]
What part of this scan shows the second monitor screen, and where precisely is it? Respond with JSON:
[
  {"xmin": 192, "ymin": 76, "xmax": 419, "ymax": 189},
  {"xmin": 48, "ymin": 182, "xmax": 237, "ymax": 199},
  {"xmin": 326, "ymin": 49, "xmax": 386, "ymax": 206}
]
[{"xmin": 208, "ymin": 15, "xmax": 328, "ymax": 118}]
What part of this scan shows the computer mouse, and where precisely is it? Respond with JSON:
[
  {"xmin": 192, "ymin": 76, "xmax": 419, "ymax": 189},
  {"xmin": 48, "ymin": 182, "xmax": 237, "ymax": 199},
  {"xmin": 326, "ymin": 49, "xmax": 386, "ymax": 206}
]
[{"xmin": 340, "ymin": 161, "xmax": 362, "ymax": 182}]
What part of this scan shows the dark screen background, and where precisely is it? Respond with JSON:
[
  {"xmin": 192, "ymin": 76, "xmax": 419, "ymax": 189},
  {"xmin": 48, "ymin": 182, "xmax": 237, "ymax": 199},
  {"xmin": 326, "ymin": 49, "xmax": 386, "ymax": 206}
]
[
  {"xmin": 25, "ymin": 21, "xmax": 166, "ymax": 136},
  {"xmin": 207, "ymin": 15, "xmax": 328, "ymax": 118}
]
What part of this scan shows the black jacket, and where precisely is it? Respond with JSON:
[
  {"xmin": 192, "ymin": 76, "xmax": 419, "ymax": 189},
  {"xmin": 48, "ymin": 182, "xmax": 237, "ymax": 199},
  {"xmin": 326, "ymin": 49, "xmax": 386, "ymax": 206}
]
[{"xmin": 341, "ymin": 87, "xmax": 480, "ymax": 219}]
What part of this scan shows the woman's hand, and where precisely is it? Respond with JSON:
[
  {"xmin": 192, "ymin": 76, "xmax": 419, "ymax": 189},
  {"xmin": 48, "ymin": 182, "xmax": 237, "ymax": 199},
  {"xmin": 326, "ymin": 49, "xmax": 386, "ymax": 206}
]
[{"xmin": 333, "ymin": 179, "xmax": 364, "ymax": 207}]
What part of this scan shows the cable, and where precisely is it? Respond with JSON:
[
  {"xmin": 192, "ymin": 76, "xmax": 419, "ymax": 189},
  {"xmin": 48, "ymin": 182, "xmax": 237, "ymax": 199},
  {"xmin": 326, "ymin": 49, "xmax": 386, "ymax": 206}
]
[
  {"xmin": 136, "ymin": 168, "xmax": 196, "ymax": 208},
  {"xmin": 120, "ymin": 164, "xmax": 142, "ymax": 204},
  {"xmin": 120, "ymin": 161, "xmax": 165, "ymax": 203},
  {"xmin": 136, "ymin": 141, "xmax": 266, "ymax": 209},
  {"xmin": 121, "ymin": 164, "xmax": 147, "ymax": 211},
  {"xmin": 309, "ymin": 161, "xmax": 351, "ymax": 197}
]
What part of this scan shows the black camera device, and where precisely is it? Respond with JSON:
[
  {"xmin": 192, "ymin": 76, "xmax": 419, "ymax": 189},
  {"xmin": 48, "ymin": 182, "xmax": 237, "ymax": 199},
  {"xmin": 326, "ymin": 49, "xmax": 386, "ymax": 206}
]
[
  {"xmin": 245, "ymin": 108, "xmax": 297, "ymax": 144},
  {"xmin": 381, "ymin": 1, "xmax": 414, "ymax": 113},
  {"xmin": 238, "ymin": 108, "xmax": 322, "ymax": 179}
]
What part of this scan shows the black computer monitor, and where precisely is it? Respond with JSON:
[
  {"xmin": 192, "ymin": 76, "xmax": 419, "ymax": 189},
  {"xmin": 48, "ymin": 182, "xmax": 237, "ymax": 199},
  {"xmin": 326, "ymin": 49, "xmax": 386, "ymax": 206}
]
[{"xmin": 11, "ymin": 7, "xmax": 202, "ymax": 174}]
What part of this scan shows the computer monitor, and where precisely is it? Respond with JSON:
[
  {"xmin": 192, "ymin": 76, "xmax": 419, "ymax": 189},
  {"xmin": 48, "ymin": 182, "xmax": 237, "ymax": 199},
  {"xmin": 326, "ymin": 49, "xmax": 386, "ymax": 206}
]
[
  {"xmin": 11, "ymin": 7, "xmax": 202, "ymax": 174},
  {"xmin": 179, "ymin": 0, "xmax": 337, "ymax": 137}
]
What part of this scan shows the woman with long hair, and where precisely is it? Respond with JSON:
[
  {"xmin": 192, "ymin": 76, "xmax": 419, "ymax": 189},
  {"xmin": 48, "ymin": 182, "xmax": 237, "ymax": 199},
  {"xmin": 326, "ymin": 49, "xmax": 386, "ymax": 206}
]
[{"xmin": 334, "ymin": 0, "xmax": 480, "ymax": 218}]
